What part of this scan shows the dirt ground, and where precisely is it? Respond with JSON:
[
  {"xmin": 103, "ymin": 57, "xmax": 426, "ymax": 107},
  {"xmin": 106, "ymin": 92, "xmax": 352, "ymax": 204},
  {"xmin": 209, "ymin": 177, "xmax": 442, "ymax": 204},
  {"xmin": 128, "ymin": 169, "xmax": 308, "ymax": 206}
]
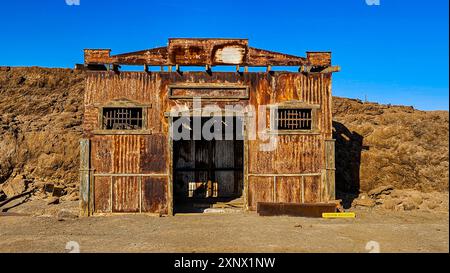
[{"xmin": 0, "ymin": 201, "xmax": 448, "ymax": 253}]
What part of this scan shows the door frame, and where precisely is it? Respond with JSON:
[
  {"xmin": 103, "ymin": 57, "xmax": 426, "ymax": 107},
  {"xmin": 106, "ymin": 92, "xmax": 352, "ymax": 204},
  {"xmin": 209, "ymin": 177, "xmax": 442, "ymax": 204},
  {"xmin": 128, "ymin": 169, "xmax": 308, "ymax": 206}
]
[{"xmin": 166, "ymin": 111, "xmax": 249, "ymax": 215}]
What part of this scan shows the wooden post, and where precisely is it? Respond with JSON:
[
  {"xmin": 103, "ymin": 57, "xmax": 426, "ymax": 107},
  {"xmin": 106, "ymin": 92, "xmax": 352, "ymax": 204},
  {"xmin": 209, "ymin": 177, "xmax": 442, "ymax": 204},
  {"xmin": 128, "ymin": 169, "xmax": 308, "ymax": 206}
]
[
  {"xmin": 323, "ymin": 139, "xmax": 336, "ymax": 201},
  {"xmin": 243, "ymin": 114, "xmax": 249, "ymax": 210},
  {"xmin": 167, "ymin": 117, "xmax": 174, "ymax": 216},
  {"xmin": 79, "ymin": 139, "xmax": 91, "ymax": 217}
]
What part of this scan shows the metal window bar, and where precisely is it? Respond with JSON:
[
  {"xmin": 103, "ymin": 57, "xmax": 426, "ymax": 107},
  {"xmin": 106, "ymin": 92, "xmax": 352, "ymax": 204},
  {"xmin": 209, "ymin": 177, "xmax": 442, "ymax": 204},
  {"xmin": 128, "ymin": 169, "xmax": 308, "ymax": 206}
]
[
  {"xmin": 276, "ymin": 109, "xmax": 312, "ymax": 130},
  {"xmin": 103, "ymin": 107, "xmax": 143, "ymax": 130}
]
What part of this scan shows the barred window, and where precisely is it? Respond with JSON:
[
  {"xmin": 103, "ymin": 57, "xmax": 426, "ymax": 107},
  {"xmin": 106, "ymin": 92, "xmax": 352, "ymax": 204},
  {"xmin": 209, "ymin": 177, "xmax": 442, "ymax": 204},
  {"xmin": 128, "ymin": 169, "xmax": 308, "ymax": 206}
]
[
  {"xmin": 275, "ymin": 108, "xmax": 312, "ymax": 130},
  {"xmin": 102, "ymin": 107, "xmax": 143, "ymax": 130}
]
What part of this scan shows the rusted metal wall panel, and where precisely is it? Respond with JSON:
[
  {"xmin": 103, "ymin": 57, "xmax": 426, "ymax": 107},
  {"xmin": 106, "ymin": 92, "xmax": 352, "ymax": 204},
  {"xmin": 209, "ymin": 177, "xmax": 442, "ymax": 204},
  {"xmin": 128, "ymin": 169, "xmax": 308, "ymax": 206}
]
[
  {"xmin": 248, "ymin": 176, "xmax": 274, "ymax": 210},
  {"xmin": 111, "ymin": 135, "xmax": 142, "ymax": 173},
  {"xmin": 248, "ymin": 135, "xmax": 322, "ymax": 174},
  {"xmin": 307, "ymin": 52, "xmax": 331, "ymax": 66},
  {"xmin": 248, "ymin": 47, "xmax": 306, "ymax": 66},
  {"xmin": 140, "ymin": 134, "xmax": 168, "ymax": 174},
  {"xmin": 168, "ymin": 85, "xmax": 249, "ymax": 99},
  {"xmin": 142, "ymin": 177, "xmax": 168, "ymax": 214},
  {"xmin": 82, "ymin": 106, "xmax": 98, "ymax": 137},
  {"xmin": 91, "ymin": 134, "xmax": 168, "ymax": 174},
  {"xmin": 112, "ymin": 176, "xmax": 140, "ymax": 212},
  {"xmin": 275, "ymin": 177, "xmax": 302, "ymax": 203},
  {"xmin": 90, "ymin": 136, "xmax": 112, "ymax": 173},
  {"xmin": 112, "ymin": 47, "xmax": 168, "ymax": 65},
  {"xmin": 85, "ymin": 72, "xmax": 156, "ymax": 105},
  {"xmin": 304, "ymin": 175, "xmax": 320, "ymax": 203},
  {"xmin": 84, "ymin": 49, "xmax": 111, "ymax": 64},
  {"xmin": 85, "ymin": 72, "xmax": 166, "ymax": 133},
  {"xmin": 94, "ymin": 176, "xmax": 111, "ymax": 213}
]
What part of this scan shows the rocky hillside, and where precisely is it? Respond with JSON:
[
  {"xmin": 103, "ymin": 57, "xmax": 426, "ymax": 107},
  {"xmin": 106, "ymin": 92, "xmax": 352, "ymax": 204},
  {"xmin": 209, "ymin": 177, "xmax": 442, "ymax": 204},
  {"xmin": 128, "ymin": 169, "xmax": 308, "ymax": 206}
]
[
  {"xmin": 0, "ymin": 67, "xmax": 84, "ymax": 200},
  {"xmin": 0, "ymin": 67, "xmax": 448, "ymax": 202},
  {"xmin": 333, "ymin": 96, "xmax": 448, "ymax": 193}
]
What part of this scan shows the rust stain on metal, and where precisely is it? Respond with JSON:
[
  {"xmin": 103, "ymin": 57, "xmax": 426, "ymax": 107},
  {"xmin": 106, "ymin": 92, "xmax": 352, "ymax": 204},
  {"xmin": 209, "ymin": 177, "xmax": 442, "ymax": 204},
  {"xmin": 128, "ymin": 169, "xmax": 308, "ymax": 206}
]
[
  {"xmin": 142, "ymin": 177, "xmax": 168, "ymax": 213},
  {"xmin": 94, "ymin": 176, "xmax": 111, "ymax": 213},
  {"xmin": 139, "ymin": 134, "xmax": 167, "ymax": 173},
  {"xmin": 275, "ymin": 177, "xmax": 302, "ymax": 203},
  {"xmin": 112, "ymin": 176, "xmax": 140, "ymax": 212}
]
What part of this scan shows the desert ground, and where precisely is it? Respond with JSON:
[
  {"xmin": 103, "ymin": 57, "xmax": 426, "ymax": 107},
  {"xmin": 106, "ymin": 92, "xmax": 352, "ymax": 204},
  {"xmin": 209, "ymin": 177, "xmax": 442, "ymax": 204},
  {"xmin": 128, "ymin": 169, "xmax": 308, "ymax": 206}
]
[{"xmin": 0, "ymin": 199, "xmax": 448, "ymax": 253}]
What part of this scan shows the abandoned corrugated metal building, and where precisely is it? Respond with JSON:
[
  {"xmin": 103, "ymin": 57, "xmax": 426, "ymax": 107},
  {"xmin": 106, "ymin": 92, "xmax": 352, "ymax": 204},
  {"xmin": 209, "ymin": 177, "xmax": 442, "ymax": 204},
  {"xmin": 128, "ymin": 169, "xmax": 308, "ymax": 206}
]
[{"xmin": 79, "ymin": 38, "xmax": 340, "ymax": 216}]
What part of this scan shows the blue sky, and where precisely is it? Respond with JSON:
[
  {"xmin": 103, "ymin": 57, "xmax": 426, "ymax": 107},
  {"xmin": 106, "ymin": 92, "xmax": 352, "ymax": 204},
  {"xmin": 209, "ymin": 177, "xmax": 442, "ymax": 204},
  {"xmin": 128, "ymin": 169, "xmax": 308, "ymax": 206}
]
[{"xmin": 0, "ymin": 0, "xmax": 448, "ymax": 110}]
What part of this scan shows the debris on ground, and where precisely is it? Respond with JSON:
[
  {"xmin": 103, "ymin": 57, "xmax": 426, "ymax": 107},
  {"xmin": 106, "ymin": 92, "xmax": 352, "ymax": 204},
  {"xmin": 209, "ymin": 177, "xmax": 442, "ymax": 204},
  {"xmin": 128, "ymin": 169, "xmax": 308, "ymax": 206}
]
[
  {"xmin": 1, "ymin": 175, "xmax": 29, "ymax": 198},
  {"xmin": 56, "ymin": 209, "xmax": 78, "ymax": 221},
  {"xmin": 351, "ymin": 187, "xmax": 448, "ymax": 212},
  {"xmin": 46, "ymin": 197, "xmax": 59, "ymax": 205}
]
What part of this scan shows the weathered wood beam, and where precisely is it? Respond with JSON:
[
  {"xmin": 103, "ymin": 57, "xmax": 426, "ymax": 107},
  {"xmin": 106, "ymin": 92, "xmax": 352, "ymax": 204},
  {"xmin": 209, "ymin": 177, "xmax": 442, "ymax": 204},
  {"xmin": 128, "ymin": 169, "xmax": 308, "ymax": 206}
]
[
  {"xmin": 320, "ymin": 66, "xmax": 341, "ymax": 73},
  {"xmin": 0, "ymin": 189, "xmax": 34, "ymax": 209},
  {"xmin": 299, "ymin": 65, "xmax": 340, "ymax": 73},
  {"xmin": 257, "ymin": 202, "xmax": 337, "ymax": 217}
]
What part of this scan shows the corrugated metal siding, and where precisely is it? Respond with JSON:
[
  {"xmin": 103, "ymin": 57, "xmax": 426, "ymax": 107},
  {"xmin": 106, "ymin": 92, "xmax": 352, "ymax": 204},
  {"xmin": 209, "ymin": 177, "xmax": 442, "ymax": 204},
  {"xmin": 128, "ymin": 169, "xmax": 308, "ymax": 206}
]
[
  {"xmin": 304, "ymin": 175, "xmax": 320, "ymax": 203},
  {"xmin": 90, "ymin": 134, "xmax": 168, "ymax": 175},
  {"xmin": 91, "ymin": 136, "xmax": 112, "ymax": 173},
  {"xmin": 248, "ymin": 176, "xmax": 274, "ymax": 210},
  {"xmin": 112, "ymin": 176, "xmax": 140, "ymax": 212},
  {"xmin": 112, "ymin": 135, "xmax": 142, "ymax": 174},
  {"xmin": 275, "ymin": 177, "xmax": 302, "ymax": 203},
  {"xmin": 142, "ymin": 177, "xmax": 168, "ymax": 214},
  {"xmin": 248, "ymin": 134, "xmax": 322, "ymax": 174},
  {"xmin": 82, "ymin": 106, "xmax": 98, "ymax": 136},
  {"xmin": 140, "ymin": 134, "xmax": 168, "ymax": 174},
  {"xmin": 94, "ymin": 176, "xmax": 111, "ymax": 213},
  {"xmin": 84, "ymin": 71, "xmax": 333, "ymax": 213}
]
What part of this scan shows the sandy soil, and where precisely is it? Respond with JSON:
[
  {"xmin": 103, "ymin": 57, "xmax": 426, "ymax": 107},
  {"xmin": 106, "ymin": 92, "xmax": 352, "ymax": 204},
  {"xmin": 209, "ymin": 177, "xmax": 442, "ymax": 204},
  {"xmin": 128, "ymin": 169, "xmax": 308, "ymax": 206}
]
[{"xmin": 0, "ymin": 203, "xmax": 447, "ymax": 253}]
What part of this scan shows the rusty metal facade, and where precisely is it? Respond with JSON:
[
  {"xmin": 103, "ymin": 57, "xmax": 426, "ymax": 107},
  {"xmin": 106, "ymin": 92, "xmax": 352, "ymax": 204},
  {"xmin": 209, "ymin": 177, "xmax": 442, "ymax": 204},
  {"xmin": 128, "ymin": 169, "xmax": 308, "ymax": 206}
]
[{"xmin": 80, "ymin": 38, "xmax": 338, "ymax": 216}]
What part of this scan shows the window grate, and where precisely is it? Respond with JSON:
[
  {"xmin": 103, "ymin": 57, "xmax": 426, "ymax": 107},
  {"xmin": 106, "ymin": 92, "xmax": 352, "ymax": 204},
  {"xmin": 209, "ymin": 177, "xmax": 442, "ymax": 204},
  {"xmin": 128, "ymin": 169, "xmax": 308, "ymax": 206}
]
[
  {"xmin": 275, "ymin": 108, "xmax": 312, "ymax": 130},
  {"xmin": 102, "ymin": 107, "xmax": 143, "ymax": 130}
]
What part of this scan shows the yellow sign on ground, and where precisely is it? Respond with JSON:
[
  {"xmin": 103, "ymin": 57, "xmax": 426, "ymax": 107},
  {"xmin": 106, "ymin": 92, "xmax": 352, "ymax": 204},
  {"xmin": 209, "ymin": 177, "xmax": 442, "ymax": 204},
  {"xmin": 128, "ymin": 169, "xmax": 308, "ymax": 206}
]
[{"xmin": 322, "ymin": 212, "xmax": 356, "ymax": 218}]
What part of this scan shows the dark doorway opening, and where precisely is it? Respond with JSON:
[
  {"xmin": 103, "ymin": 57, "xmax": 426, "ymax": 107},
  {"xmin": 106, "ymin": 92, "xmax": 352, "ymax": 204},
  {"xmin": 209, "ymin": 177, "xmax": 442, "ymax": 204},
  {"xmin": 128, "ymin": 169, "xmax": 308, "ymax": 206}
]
[{"xmin": 172, "ymin": 116, "xmax": 244, "ymax": 213}]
